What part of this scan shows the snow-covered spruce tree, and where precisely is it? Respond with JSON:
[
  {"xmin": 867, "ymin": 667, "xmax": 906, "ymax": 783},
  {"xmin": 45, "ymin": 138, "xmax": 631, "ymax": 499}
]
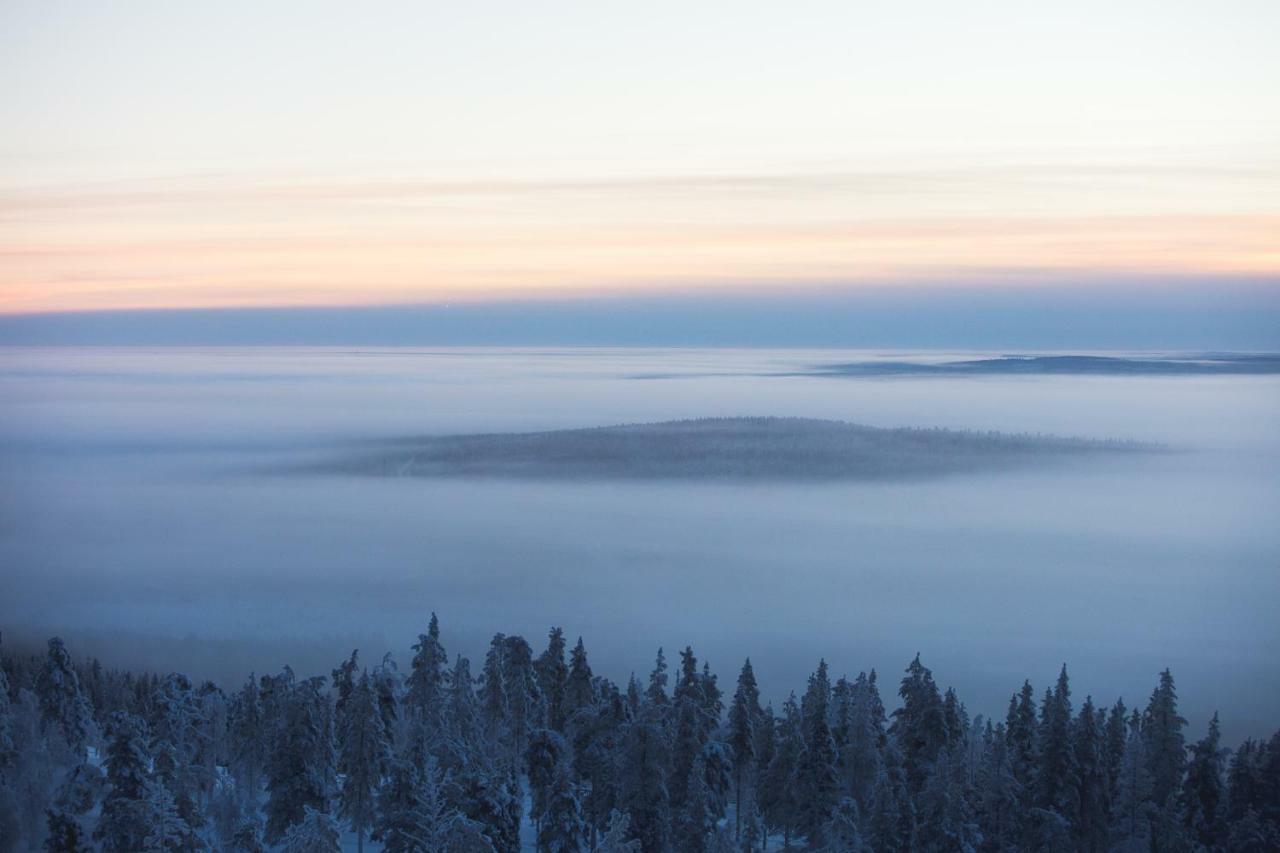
[
  {"xmin": 974, "ymin": 721, "xmax": 1019, "ymax": 850},
  {"xmin": 840, "ymin": 670, "xmax": 886, "ymax": 812},
  {"xmin": 1225, "ymin": 809, "xmax": 1275, "ymax": 853},
  {"xmin": 255, "ymin": 666, "xmax": 294, "ymax": 746},
  {"xmin": 699, "ymin": 739, "xmax": 732, "ymax": 824},
  {"xmin": 727, "ymin": 658, "xmax": 759, "ymax": 841},
  {"xmin": 501, "ymin": 634, "xmax": 543, "ymax": 768},
  {"xmin": 42, "ymin": 807, "xmax": 91, "ymax": 852},
  {"xmin": 205, "ymin": 783, "xmax": 258, "ymax": 853},
  {"xmin": 94, "ymin": 712, "xmax": 154, "ymax": 853},
  {"xmin": 227, "ymin": 674, "xmax": 266, "ymax": 809},
  {"xmin": 370, "ymin": 652, "xmax": 403, "ymax": 751},
  {"xmin": 941, "ymin": 687, "xmax": 967, "ymax": 754},
  {"xmin": 1102, "ymin": 698, "xmax": 1128, "ymax": 813},
  {"xmin": 538, "ymin": 761, "xmax": 586, "ymax": 853},
  {"xmin": 669, "ymin": 684, "xmax": 698, "ymax": 818},
  {"xmin": 1022, "ymin": 805, "xmax": 1074, "ymax": 853},
  {"xmin": 706, "ymin": 825, "xmax": 738, "ymax": 853},
  {"xmin": 1142, "ymin": 668, "xmax": 1187, "ymax": 808},
  {"xmin": 832, "ymin": 677, "xmax": 854, "ymax": 783},
  {"xmin": 5, "ymin": 686, "xmax": 58, "ymax": 847},
  {"xmin": 1110, "ymin": 709, "xmax": 1153, "ymax": 852},
  {"xmin": 83, "ymin": 658, "xmax": 107, "ymax": 720},
  {"xmin": 0, "ymin": 667, "xmax": 15, "ymax": 775},
  {"xmin": 866, "ymin": 742, "xmax": 914, "ymax": 853},
  {"xmin": 264, "ymin": 675, "xmax": 332, "ymax": 843},
  {"xmin": 1248, "ymin": 731, "xmax": 1280, "ymax": 843},
  {"xmin": 440, "ymin": 654, "xmax": 482, "ymax": 772},
  {"xmin": 226, "ymin": 816, "xmax": 265, "ymax": 853},
  {"xmin": 697, "ymin": 662, "xmax": 723, "ymax": 744},
  {"xmin": 141, "ymin": 778, "xmax": 198, "ymax": 852},
  {"xmin": 736, "ymin": 796, "xmax": 762, "ymax": 853},
  {"xmin": 279, "ymin": 805, "xmax": 340, "ymax": 853},
  {"xmin": 1035, "ymin": 665, "xmax": 1079, "ymax": 821},
  {"xmin": 670, "ymin": 646, "xmax": 719, "ymax": 817},
  {"xmin": 914, "ymin": 747, "xmax": 979, "ymax": 853},
  {"xmin": 758, "ymin": 693, "xmax": 801, "ymax": 848},
  {"xmin": 379, "ymin": 756, "xmax": 501, "ymax": 852},
  {"xmin": 537, "ymin": 627, "xmax": 570, "ymax": 734},
  {"xmin": 1003, "ymin": 679, "xmax": 1038, "ymax": 839},
  {"xmin": 570, "ymin": 681, "xmax": 627, "ymax": 839},
  {"xmin": 566, "ymin": 637, "xmax": 595, "ymax": 718},
  {"xmin": 331, "ymin": 649, "xmax": 359, "ymax": 721},
  {"xmin": 795, "ymin": 659, "xmax": 839, "ymax": 847},
  {"xmin": 408, "ymin": 614, "xmax": 448, "ymax": 711},
  {"xmin": 616, "ymin": 703, "xmax": 671, "ymax": 853},
  {"xmin": 47, "ymin": 760, "xmax": 103, "ymax": 843},
  {"xmin": 436, "ymin": 814, "xmax": 502, "ymax": 852},
  {"xmin": 1072, "ymin": 695, "xmax": 1110, "ymax": 853},
  {"xmin": 480, "ymin": 634, "xmax": 511, "ymax": 763},
  {"xmin": 1148, "ymin": 796, "xmax": 1194, "ymax": 852},
  {"xmin": 449, "ymin": 766, "xmax": 523, "ymax": 853},
  {"xmin": 818, "ymin": 796, "xmax": 868, "ymax": 853},
  {"xmin": 674, "ymin": 752, "xmax": 716, "ymax": 853},
  {"xmin": 749, "ymin": 703, "xmax": 774, "ymax": 827},
  {"xmin": 646, "ymin": 648, "xmax": 669, "ymax": 710},
  {"xmin": 149, "ymin": 672, "xmax": 206, "ymax": 837},
  {"xmin": 1180, "ymin": 711, "xmax": 1228, "ymax": 850},
  {"xmin": 406, "ymin": 613, "xmax": 448, "ymax": 751},
  {"xmin": 526, "ymin": 727, "xmax": 570, "ymax": 838},
  {"xmin": 338, "ymin": 671, "xmax": 391, "ymax": 853},
  {"xmin": 1224, "ymin": 736, "xmax": 1260, "ymax": 825},
  {"xmin": 1224, "ymin": 731, "xmax": 1280, "ymax": 845},
  {"xmin": 376, "ymin": 758, "xmax": 437, "ymax": 852},
  {"xmin": 36, "ymin": 638, "xmax": 95, "ymax": 760},
  {"xmin": 890, "ymin": 654, "xmax": 947, "ymax": 793},
  {"xmin": 591, "ymin": 811, "xmax": 641, "ymax": 853},
  {"xmin": 193, "ymin": 679, "xmax": 228, "ymax": 809},
  {"xmin": 626, "ymin": 675, "xmax": 643, "ymax": 717}
]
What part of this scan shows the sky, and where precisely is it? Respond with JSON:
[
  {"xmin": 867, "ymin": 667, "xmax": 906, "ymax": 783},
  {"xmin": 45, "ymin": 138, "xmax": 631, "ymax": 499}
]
[{"xmin": 1, "ymin": 0, "xmax": 1278, "ymax": 336}]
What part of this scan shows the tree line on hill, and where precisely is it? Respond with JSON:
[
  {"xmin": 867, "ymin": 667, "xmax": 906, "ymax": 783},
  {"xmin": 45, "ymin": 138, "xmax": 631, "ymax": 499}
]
[{"xmin": 1, "ymin": 618, "xmax": 1278, "ymax": 851}]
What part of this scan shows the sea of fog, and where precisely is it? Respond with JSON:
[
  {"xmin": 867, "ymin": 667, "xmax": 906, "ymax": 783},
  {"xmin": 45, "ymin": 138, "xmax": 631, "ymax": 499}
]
[{"xmin": 1, "ymin": 347, "xmax": 1277, "ymax": 743}]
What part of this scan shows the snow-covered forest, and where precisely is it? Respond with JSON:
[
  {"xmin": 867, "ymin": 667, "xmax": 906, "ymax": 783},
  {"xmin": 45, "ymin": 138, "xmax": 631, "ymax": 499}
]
[{"xmin": 2, "ymin": 620, "xmax": 1275, "ymax": 852}]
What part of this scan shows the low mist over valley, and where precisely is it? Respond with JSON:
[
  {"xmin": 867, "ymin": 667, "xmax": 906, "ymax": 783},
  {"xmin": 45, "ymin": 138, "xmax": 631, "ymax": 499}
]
[{"xmin": 2, "ymin": 347, "xmax": 1276, "ymax": 747}]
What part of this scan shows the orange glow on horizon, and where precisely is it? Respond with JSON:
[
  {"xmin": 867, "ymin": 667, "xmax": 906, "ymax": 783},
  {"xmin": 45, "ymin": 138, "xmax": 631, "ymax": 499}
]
[{"xmin": 3, "ymin": 170, "xmax": 1278, "ymax": 314}]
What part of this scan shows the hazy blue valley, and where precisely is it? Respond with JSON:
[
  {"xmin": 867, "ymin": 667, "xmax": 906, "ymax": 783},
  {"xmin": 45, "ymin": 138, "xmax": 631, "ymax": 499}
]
[
  {"xmin": 2, "ymin": 347, "xmax": 1276, "ymax": 746},
  {"xmin": 3, "ymin": 345, "xmax": 1280, "ymax": 853}
]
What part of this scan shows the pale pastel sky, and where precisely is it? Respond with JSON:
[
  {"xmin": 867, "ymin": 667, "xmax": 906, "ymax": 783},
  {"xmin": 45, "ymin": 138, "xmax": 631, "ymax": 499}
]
[{"xmin": 1, "ymin": 0, "xmax": 1278, "ymax": 313}]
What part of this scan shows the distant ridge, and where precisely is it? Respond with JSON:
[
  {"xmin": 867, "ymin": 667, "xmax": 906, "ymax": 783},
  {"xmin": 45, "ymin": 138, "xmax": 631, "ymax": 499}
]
[
  {"xmin": 810, "ymin": 353, "xmax": 1280, "ymax": 377},
  {"xmin": 313, "ymin": 416, "xmax": 1158, "ymax": 481}
]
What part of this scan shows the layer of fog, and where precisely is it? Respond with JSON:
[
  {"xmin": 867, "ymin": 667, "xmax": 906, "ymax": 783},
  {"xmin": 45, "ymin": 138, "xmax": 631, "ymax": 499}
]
[{"xmin": 1, "ymin": 347, "xmax": 1277, "ymax": 743}]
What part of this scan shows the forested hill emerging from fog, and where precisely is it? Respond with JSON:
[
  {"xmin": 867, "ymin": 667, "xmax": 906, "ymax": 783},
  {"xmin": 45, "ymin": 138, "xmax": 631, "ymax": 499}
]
[{"xmin": 312, "ymin": 417, "xmax": 1158, "ymax": 481}]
